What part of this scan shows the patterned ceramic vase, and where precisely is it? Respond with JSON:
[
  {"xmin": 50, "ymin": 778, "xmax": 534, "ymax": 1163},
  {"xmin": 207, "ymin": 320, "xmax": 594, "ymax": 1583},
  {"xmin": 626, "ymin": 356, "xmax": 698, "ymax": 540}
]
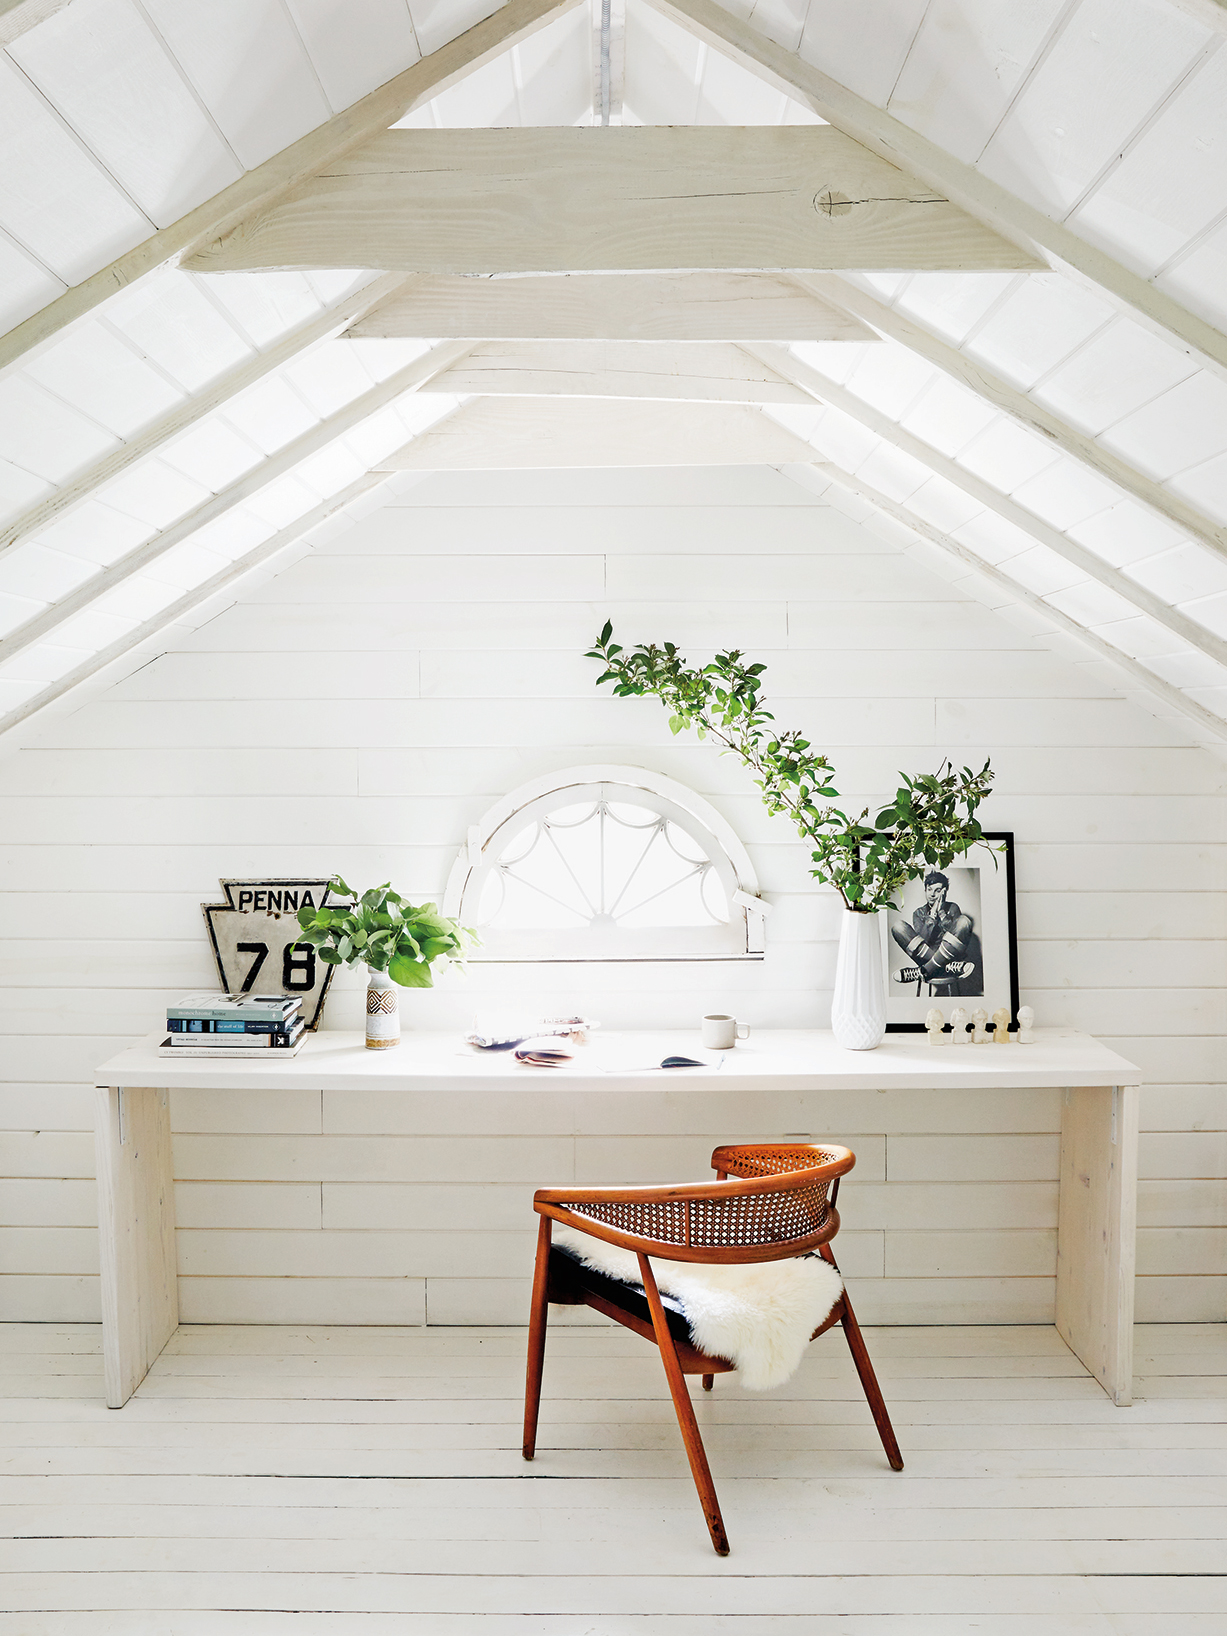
[
  {"xmin": 830, "ymin": 909, "xmax": 886, "ymax": 1051},
  {"xmin": 365, "ymin": 965, "xmax": 400, "ymax": 1049}
]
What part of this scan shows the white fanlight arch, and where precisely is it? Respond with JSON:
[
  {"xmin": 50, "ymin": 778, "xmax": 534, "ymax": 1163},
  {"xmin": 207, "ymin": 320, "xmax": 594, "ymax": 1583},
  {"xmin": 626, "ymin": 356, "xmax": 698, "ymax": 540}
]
[{"xmin": 444, "ymin": 765, "xmax": 769, "ymax": 962}]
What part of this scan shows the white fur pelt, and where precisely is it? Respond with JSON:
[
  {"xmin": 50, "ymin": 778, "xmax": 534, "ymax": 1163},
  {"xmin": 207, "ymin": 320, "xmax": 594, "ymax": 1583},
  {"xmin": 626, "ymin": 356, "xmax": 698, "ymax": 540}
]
[{"xmin": 553, "ymin": 1224, "xmax": 842, "ymax": 1391}]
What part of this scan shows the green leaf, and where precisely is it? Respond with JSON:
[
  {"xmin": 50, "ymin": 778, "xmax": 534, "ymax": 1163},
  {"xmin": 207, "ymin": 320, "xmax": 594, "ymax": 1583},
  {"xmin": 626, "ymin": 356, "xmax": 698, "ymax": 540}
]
[
  {"xmin": 582, "ymin": 629, "xmax": 991, "ymax": 907},
  {"xmin": 389, "ymin": 952, "xmax": 435, "ymax": 987}
]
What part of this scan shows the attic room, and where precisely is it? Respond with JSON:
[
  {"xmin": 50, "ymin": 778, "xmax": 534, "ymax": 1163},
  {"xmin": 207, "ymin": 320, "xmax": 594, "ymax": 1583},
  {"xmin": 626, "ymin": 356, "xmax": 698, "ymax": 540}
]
[{"xmin": 1, "ymin": 0, "xmax": 1225, "ymax": 1626}]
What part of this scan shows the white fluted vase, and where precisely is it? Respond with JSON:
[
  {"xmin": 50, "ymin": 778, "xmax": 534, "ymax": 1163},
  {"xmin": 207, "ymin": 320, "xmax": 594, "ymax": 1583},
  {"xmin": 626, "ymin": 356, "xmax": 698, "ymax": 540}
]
[
  {"xmin": 830, "ymin": 909, "xmax": 886, "ymax": 1051},
  {"xmin": 365, "ymin": 965, "xmax": 400, "ymax": 1050}
]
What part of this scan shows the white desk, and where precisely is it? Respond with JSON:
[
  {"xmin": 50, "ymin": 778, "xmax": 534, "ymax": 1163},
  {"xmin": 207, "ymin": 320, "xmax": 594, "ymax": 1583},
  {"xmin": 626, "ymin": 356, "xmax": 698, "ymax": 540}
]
[{"xmin": 95, "ymin": 1028, "xmax": 1140, "ymax": 1409}]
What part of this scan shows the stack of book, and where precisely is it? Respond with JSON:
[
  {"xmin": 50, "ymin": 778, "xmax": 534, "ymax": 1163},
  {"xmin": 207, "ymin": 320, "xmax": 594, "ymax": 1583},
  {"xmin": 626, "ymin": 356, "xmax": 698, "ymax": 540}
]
[{"xmin": 161, "ymin": 993, "xmax": 307, "ymax": 1057}]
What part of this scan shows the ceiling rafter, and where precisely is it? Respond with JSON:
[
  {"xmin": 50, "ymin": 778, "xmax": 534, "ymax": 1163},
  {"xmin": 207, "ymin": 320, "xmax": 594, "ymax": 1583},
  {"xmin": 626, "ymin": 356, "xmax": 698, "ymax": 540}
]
[
  {"xmin": 592, "ymin": 0, "xmax": 625, "ymax": 124},
  {"xmin": 0, "ymin": 0, "xmax": 581, "ymax": 377},
  {"xmin": 644, "ymin": 0, "xmax": 1227, "ymax": 385},
  {"xmin": 790, "ymin": 461, "xmax": 1227, "ymax": 751},
  {"xmin": 1166, "ymin": 0, "xmax": 1227, "ymax": 37},
  {"xmin": 373, "ymin": 393, "xmax": 815, "ymax": 469},
  {"xmin": 417, "ymin": 339, "xmax": 812, "ymax": 403},
  {"xmin": 0, "ymin": 471, "xmax": 389, "ymax": 742},
  {"xmin": 793, "ymin": 274, "xmax": 1227, "ymax": 563},
  {"xmin": 0, "ymin": 272, "xmax": 407, "ymax": 555},
  {"xmin": 347, "ymin": 271, "xmax": 878, "ymax": 341},
  {"xmin": 0, "ymin": 0, "xmax": 73, "ymax": 48},
  {"xmin": 747, "ymin": 342, "xmax": 1227, "ymax": 672},
  {"xmin": 0, "ymin": 339, "xmax": 473, "ymax": 665},
  {"xmin": 180, "ymin": 126, "xmax": 1040, "ymax": 276}
]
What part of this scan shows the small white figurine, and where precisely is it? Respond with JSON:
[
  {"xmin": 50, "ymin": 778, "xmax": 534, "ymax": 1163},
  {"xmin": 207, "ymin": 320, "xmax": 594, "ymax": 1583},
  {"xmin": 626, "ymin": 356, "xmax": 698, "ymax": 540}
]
[
  {"xmin": 948, "ymin": 1006, "xmax": 969, "ymax": 1044},
  {"xmin": 1016, "ymin": 1005, "xmax": 1035, "ymax": 1044},
  {"xmin": 992, "ymin": 1006, "xmax": 1011, "ymax": 1044},
  {"xmin": 925, "ymin": 1007, "xmax": 946, "ymax": 1044},
  {"xmin": 971, "ymin": 1007, "xmax": 989, "ymax": 1043}
]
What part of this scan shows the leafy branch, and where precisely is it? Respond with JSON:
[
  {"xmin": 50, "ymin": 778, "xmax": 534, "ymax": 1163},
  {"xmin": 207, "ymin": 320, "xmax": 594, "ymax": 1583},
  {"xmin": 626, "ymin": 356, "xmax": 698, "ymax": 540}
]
[
  {"xmin": 296, "ymin": 877, "xmax": 476, "ymax": 988},
  {"xmin": 586, "ymin": 622, "xmax": 994, "ymax": 913}
]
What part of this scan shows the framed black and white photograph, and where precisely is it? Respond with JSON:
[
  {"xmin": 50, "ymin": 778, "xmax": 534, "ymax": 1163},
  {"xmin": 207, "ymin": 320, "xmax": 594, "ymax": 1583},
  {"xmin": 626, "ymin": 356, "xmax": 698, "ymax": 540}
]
[{"xmin": 883, "ymin": 833, "xmax": 1018, "ymax": 1032}]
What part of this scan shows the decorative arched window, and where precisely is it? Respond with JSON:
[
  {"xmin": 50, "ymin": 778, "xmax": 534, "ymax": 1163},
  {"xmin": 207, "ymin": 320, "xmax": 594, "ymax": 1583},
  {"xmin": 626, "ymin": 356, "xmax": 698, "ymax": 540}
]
[{"xmin": 444, "ymin": 766, "xmax": 768, "ymax": 961}]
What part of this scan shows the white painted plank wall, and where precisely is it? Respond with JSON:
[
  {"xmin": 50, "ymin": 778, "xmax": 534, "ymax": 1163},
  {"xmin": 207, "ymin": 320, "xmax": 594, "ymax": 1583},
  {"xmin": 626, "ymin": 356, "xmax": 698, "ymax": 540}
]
[{"xmin": 0, "ymin": 466, "xmax": 1222, "ymax": 1326}]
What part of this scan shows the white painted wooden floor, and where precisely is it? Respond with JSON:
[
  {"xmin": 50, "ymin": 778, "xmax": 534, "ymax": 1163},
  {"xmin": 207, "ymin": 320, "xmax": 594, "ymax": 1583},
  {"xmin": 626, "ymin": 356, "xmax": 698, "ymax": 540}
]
[{"xmin": 2, "ymin": 1321, "xmax": 1225, "ymax": 1634}]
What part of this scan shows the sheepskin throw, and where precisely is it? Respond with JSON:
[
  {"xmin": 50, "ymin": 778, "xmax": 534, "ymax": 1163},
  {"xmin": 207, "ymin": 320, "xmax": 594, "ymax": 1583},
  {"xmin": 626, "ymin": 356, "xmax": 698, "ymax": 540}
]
[{"xmin": 553, "ymin": 1224, "xmax": 843, "ymax": 1391}]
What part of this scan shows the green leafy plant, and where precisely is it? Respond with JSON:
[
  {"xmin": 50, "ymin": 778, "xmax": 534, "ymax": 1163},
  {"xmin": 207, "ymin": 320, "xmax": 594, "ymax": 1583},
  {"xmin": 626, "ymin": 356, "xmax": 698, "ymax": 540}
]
[
  {"xmin": 586, "ymin": 622, "xmax": 995, "ymax": 914},
  {"xmin": 296, "ymin": 877, "xmax": 476, "ymax": 988}
]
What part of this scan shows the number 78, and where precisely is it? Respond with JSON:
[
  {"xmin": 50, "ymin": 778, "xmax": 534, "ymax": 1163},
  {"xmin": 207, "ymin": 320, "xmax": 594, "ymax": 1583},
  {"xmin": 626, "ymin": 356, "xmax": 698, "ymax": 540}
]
[{"xmin": 236, "ymin": 941, "xmax": 316, "ymax": 992}]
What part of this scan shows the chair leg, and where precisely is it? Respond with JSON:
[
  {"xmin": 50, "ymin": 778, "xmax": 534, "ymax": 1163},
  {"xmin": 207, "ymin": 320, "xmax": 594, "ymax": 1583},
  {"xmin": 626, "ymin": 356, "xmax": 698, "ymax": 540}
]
[
  {"xmin": 839, "ymin": 1289, "xmax": 904, "ymax": 1472},
  {"xmin": 522, "ymin": 1216, "xmax": 552, "ymax": 1461},
  {"xmin": 818, "ymin": 1243, "xmax": 902, "ymax": 1471},
  {"xmin": 638, "ymin": 1253, "xmax": 730, "ymax": 1556},
  {"xmin": 702, "ymin": 1374, "xmax": 714, "ymax": 1392}
]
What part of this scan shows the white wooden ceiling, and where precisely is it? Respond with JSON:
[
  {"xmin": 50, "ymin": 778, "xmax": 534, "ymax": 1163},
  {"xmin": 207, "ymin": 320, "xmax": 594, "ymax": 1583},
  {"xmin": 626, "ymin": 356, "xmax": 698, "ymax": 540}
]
[{"xmin": 1, "ymin": 0, "xmax": 1226, "ymax": 753}]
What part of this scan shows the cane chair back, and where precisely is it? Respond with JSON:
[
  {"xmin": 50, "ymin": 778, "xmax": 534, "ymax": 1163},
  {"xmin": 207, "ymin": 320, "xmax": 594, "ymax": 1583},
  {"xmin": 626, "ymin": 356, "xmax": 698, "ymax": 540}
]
[
  {"xmin": 532, "ymin": 1143, "xmax": 852, "ymax": 1265},
  {"xmin": 711, "ymin": 1141, "xmax": 844, "ymax": 1178}
]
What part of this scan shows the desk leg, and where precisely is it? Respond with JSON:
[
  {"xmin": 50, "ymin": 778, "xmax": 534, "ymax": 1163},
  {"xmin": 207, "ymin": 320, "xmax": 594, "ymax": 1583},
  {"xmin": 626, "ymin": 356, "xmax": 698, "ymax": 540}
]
[
  {"xmin": 95, "ymin": 1085, "xmax": 178, "ymax": 1409},
  {"xmin": 1055, "ymin": 1083, "xmax": 1139, "ymax": 1407}
]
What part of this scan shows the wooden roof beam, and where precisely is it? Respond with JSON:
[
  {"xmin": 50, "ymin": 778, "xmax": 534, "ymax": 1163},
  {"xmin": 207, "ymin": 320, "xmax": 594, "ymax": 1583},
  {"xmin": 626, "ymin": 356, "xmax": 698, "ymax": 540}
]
[
  {"xmin": 797, "ymin": 274, "xmax": 1227, "ymax": 561},
  {"xmin": 749, "ymin": 342, "xmax": 1227, "ymax": 671},
  {"xmin": 347, "ymin": 272, "xmax": 879, "ymax": 342},
  {"xmin": 592, "ymin": 0, "xmax": 626, "ymax": 125},
  {"xmin": 0, "ymin": 0, "xmax": 581, "ymax": 376},
  {"xmin": 0, "ymin": 472, "xmax": 388, "ymax": 742},
  {"xmin": 0, "ymin": 0, "xmax": 73, "ymax": 45},
  {"xmin": 373, "ymin": 395, "xmax": 818, "ymax": 469},
  {"xmin": 1167, "ymin": 0, "xmax": 1227, "ymax": 38},
  {"xmin": 0, "ymin": 272, "xmax": 407, "ymax": 556},
  {"xmin": 0, "ymin": 339, "xmax": 472, "ymax": 664},
  {"xmin": 181, "ymin": 127, "xmax": 1041, "ymax": 276},
  {"xmin": 416, "ymin": 340, "xmax": 816, "ymax": 403},
  {"xmin": 645, "ymin": 0, "xmax": 1227, "ymax": 384},
  {"xmin": 791, "ymin": 460, "xmax": 1227, "ymax": 750}
]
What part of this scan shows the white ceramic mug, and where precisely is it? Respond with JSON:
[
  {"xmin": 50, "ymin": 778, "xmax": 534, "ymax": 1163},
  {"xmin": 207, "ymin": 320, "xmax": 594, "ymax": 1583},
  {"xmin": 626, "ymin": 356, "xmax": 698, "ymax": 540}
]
[{"xmin": 702, "ymin": 1013, "xmax": 749, "ymax": 1050}]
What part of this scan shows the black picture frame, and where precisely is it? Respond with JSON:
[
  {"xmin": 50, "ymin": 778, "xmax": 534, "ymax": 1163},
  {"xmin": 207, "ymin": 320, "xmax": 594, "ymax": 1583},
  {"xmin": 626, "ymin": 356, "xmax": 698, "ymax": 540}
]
[{"xmin": 883, "ymin": 832, "xmax": 1019, "ymax": 1033}]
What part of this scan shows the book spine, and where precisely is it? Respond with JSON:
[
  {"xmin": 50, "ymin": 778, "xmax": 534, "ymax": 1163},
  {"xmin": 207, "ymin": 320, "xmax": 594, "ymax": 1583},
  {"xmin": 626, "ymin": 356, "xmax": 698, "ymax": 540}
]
[
  {"xmin": 167, "ymin": 1004, "xmax": 300, "ymax": 1022},
  {"xmin": 165, "ymin": 1025, "xmax": 306, "ymax": 1048},
  {"xmin": 167, "ymin": 1012, "xmax": 298, "ymax": 1024},
  {"xmin": 167, "ymin": 1035, "xmax": 271, "ymax": 1048},
  {"xmin": 166, "ymin": 1018, "xmax": 300, "ymax": 1034},
  {"xmin": 160, "ymin": 1043, "xmax": 304, "ymax": 1058}
]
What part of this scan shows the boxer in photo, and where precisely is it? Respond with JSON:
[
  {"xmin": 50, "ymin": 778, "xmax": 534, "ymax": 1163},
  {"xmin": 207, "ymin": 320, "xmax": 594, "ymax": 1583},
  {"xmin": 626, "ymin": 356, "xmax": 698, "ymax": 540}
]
[{"xmin": 889, "ymin": 869, "xmax": 982, "ymax": 997}]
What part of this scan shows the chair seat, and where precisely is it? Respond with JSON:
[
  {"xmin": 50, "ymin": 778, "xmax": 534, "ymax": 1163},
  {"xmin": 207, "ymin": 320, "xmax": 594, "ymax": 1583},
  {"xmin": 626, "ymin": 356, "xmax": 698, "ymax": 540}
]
[{"xmin": 548, "ymin": 1240, "xmax": 692, "ymax": 1346}]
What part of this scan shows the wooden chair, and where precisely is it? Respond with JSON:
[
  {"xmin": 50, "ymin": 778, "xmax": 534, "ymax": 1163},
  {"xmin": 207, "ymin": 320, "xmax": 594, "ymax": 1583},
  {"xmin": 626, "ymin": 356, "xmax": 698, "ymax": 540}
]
[{"xmin": 522, "ymin": 1142, "xmax": 902, "ymax": 1555}]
